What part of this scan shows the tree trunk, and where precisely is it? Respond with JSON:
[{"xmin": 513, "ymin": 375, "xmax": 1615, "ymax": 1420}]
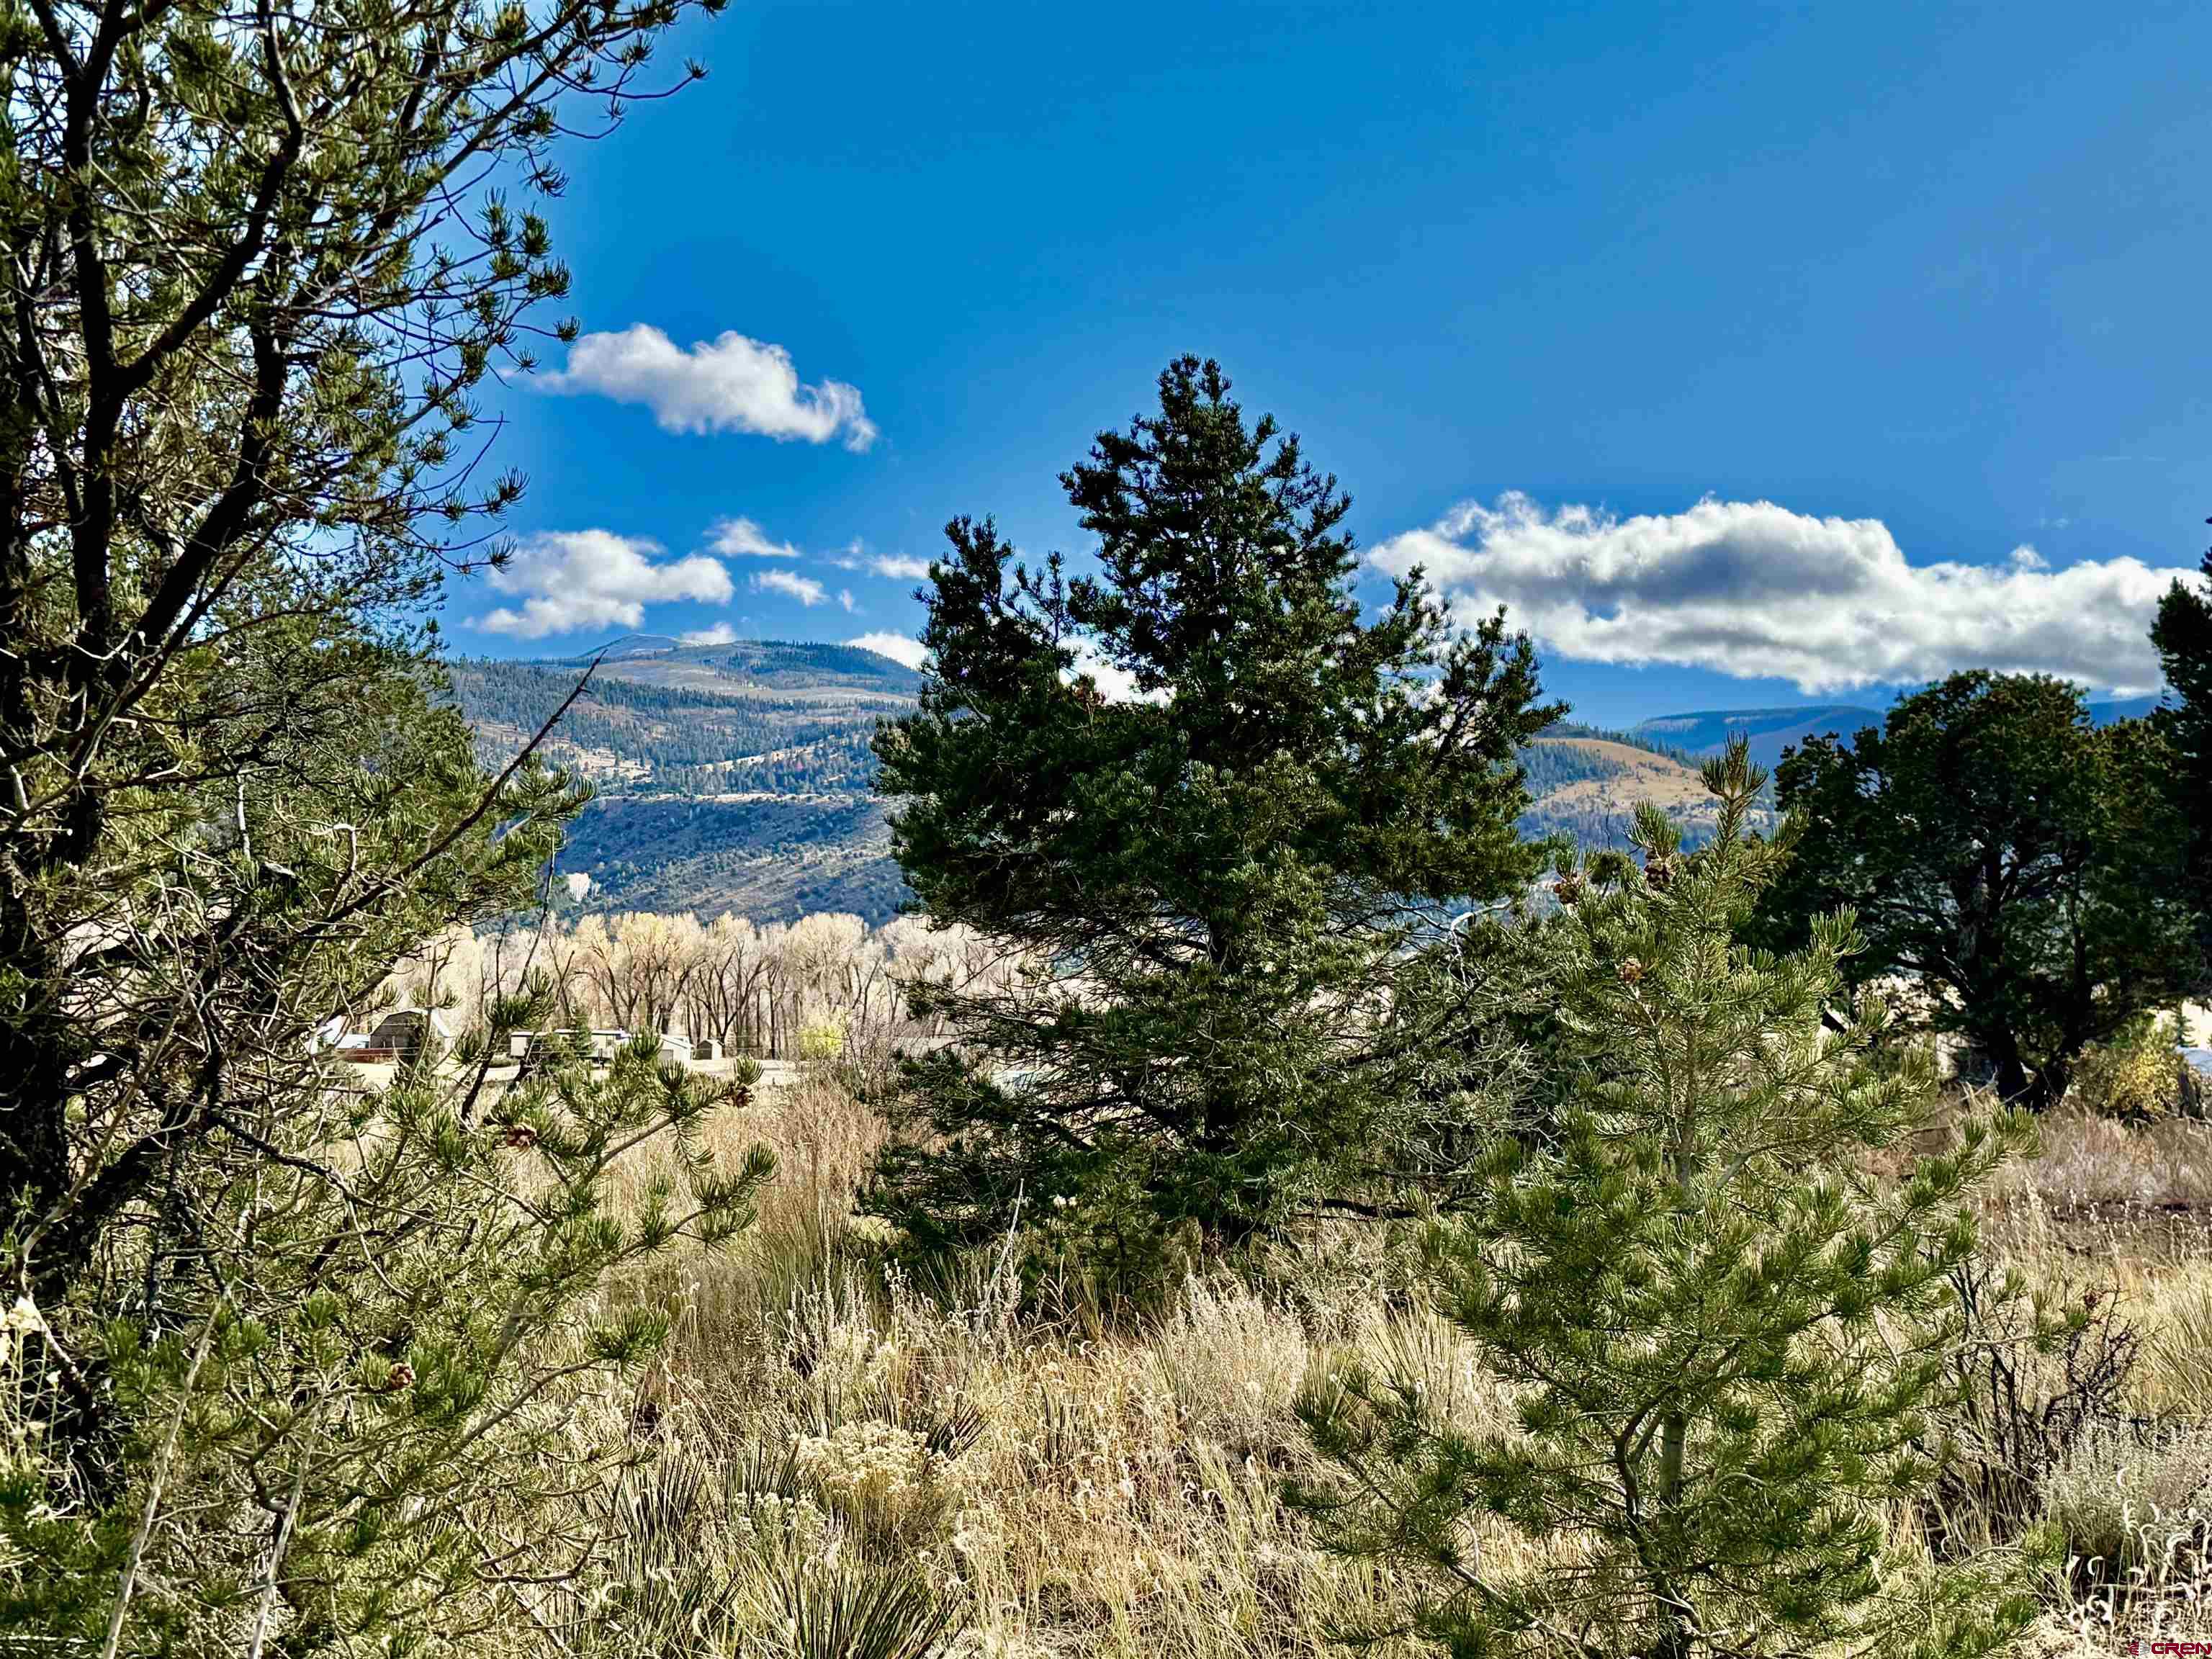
[{"xmin": 1653, "ymin": 1410, "xmax": 1691, "ymax": 1659}]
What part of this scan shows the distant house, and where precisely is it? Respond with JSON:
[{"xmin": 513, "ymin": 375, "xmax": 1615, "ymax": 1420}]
[
  {"xmin": 657, "ymin": 1033, "xmax": 694, "ymax": 1067},
  {"xmin": 326, "ymin": 1008, "xmax": 454, "ymax": 1064},
  {"xmin": 362, "ymin": 1008, "xmax": 456, "ymax": 1062},
  {"xmin": 307, "ymin": 1015, "xmax": 370, "ymax": 1054}
]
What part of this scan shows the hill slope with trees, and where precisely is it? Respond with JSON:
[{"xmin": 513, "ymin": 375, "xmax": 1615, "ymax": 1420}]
[{"xmin": 446, "ymin": 645, "xmax": 1747, "ymax": 922}]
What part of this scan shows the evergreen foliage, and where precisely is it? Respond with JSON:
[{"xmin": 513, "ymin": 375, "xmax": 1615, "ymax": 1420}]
[
  {"xmin": 0, "ymin": 0, "xmax": 768, "ymax": 1648},
  {"xmin": 867, "ymin": 357, "xmax": 1559, "ymax": 1286},
  {"xmin": 3, "ymin": 1009, "xmax": 770, "ymax": 1653},
  {"xmin": 1295, "ymin": 741, "xmax": 2041, "ymax": 1659},
  {"xmin": 1755, "ymin": 673, "xmax": 2200, "ymax": 1110},
  {"xmin": 2150, "ymin": 525, "xmax": 2212, "ymax": 979}
]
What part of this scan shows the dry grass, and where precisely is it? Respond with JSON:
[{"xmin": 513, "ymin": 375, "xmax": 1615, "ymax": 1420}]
[{"xmin": 555, "ymin": 1072, "xmax": 2212, "ymax": 1656}]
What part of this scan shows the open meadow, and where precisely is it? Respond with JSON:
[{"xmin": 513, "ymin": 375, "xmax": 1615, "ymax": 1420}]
[{"xmin": 484, "ymin": 1020, "xmax": 2212, "ymax": 1658}]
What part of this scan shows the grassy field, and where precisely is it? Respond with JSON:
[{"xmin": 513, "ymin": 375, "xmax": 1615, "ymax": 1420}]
[{"xmin": 519, "ymin": 1071, "xmax": 2212, "ymax": 1658}]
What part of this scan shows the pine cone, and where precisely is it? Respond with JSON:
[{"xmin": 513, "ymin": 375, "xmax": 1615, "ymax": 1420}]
[
  {"xmin": 1553, "ymin": 873, "xmax": 1584, "ymax": 907},
  {"xmin": 1645, "ymin": 856, "xmax": 1674, "ymax": 891},
  {"xmin": 1618, "ymin": 958, "xmax": 1645, "ymax": 986},
  {"xmin": 501, "ymin": 1123, "xmax": 538, "ymax": 1151},
  {"xmin": 384, "ymin": 1362, "xmax": 416, "ymax": 1393}
]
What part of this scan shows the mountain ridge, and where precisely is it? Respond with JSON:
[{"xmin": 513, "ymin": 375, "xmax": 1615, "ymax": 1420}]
[{"xmin": 446, "ymin": 640, "xmax": 2174, "ymax": 925}]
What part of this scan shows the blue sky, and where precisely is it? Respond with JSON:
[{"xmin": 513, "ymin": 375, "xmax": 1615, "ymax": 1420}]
[{"xmin": 459, "ymin": 0, "xmax": 2212, "ymax": 729}]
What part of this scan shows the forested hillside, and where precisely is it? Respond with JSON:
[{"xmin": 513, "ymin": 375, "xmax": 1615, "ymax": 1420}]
[
  {"xmin": 444, "ymin": 641, "xmax": 910, "ymax": 919},
  {"xmin": 446, "ymin": 643, "xmax": 1753, "ymax": 923}
]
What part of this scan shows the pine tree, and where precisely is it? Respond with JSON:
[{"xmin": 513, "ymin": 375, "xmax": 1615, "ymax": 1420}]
[
  {"xmin": 0, "ymin": 0, "xmax": 733, "ymax": 1320},
  {"xmin": 1756, "ymin": 673, "xmax": 2199, "ymax": 1110},
  {"xmin": 2151, "ymin": 524, "xmax": 2212, "ymax": 978},
  {"xmin": 867, "ymin": 357, "xmax": 1558, "ymax": 1288},
  {"xmin": 3, "ymin": 994, "xmax": 772, "ymax": 1655},
  {"xmin": 0, "ymin": 0, "xmax": 774, "ymax": 1647},
  {"xmin": 1295, "ymin": 740, "xmax": 2039, "ymax": 1659}
]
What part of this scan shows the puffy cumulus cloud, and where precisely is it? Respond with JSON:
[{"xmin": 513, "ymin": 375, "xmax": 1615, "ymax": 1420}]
[
  {"xmin": 706, "ymin": 516, "xmax": 801, "ymax": 558},
  {"xmin": 541, "ymin": 325, "xmax": 876, "ymax": 450},
  {"xmin": 753, "ymin": 568, "xmax": 828, "ymax": 607},
  {"xmin": 476, "ymin": 530, "xmax": 732, "ymax": 639},
  {"xmin": 1371, "ymin": 493, "xmax": 2204, "ymax": 696},
  {"xmin": 679, "ymin": 621, "xmax": 739, "ymax": 646},
  {"xmin": 868, "ymin": 554, "xmax": 933, "ymax": 583},
  {"xmin": 848, "ymin": 631, "xmax": 927, "ymax": 670}
]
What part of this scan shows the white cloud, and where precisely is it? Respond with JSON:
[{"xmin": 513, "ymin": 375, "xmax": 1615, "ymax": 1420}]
[
  {"xmin": 707, "ymin": 516, "xmax": 801, "ymax": 558},
  {"xmin": 541, "ymin": 325, "xmax": 877, "ymax": 450},
  {"xmin": 679, "ymin": 621, "xmax": 739, "ymax": 646},
  {"xmin": 868, "ymin": 554, "xmax": 933, "ymax": 583},
  {"xmin": 839, "ymin": 630, "xmax": 1164, "ymax": 698},
  {"xmin": 1371, "ymin": 493, "xmax": 2206, "ymax": 696},
  {"xmin": 838, "ymin": 588, "xmax": 856, "ymax": 613},
  {"xmin": 754, "ymin": 568, "xmax": 828, "ymax": 607},
  {"xmin": 1064, "ymin": 642, "xmax": 1170, "ymax": 706},
  {"xmin": 476, "ymin": 530, "xmax": 732, "ymax": 639},
  {"xmin": 848, "ymin": 631, "xmax": 927, "ymax": 670}
]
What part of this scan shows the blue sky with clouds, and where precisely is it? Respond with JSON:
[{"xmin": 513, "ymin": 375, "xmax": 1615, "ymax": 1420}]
[{"xmin": 460, "ymin": 0, "xmax": 2212, "ymax": 729}]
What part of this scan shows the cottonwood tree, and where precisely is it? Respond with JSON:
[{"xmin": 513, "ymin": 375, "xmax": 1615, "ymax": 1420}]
[
  {"xmin": 868, "ymin": 356, "xmax": 1558, "ymax": 1287},
  {"xmin": 1754, "ymin": 673, "xmax": 2199, "ymax": 1110},
  {"xmin": 0, "ymin": 0, "xmax": 767, "ymax": 1647},
  {"xmin": 1296, "ymin": 742, "xmax": 2039, "ymax": 1659}
]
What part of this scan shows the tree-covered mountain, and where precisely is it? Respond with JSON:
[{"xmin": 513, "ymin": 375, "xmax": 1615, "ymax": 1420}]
[
  {"xmin": 457, "ymin": 642, "xmax": 2173, "ymax": 925},
  {"xmin": 443, "ymin": 641, "xmax": 912, "ymax": 921}
]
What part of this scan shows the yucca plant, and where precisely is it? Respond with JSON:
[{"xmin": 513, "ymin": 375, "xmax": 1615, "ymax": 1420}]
[{"xmin": 773, "ymin": 1556, "xmax": 963, "ymax": 1659}]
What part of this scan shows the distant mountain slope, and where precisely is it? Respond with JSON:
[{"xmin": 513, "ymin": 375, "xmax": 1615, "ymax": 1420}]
[
  {"xmin": 1629, "ymin": 706, "xmax": 1879, "ymax": 768},
  {"xmin": 1519, "ymin": 736, "xmax": 1760, "ymax": 851},
  {"xmin": 446, "ymin": 640, "xmax": 917, "ymax": 922},
  {"xmin": 569, "ymin": 638, "xmax": 924, "ymax": 699},
  {"xmin": 452, "ymin": 647, "xmax": 2094, "ymax": 922},
  {"xmin": 1632, "ymin": 693, "xmax": 2169, "ymax": 770}
]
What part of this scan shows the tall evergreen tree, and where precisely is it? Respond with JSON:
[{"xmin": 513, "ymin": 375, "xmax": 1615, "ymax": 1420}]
[
  {"xmin": 0, "ymin": 0, "xmax": 732, "ymax": 1317},
  {"xmin": 868, "ymin": 357, "xmax": 1557, "ymax": 1283},
  {"xmin": 1295, "ymin": 741, "xmax": 2038, "ymax": 1659},
  {"xmin": 2150, "ymin": 522, "xmax": 2212, "ymax": 974},
  {"xmin": 1755, "ymin": 673, "xmax": 2198, "ymax": 1110},
  {"xmin": 0, "ymin": 0, "xmax": 775, "ymax": 1648}
]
